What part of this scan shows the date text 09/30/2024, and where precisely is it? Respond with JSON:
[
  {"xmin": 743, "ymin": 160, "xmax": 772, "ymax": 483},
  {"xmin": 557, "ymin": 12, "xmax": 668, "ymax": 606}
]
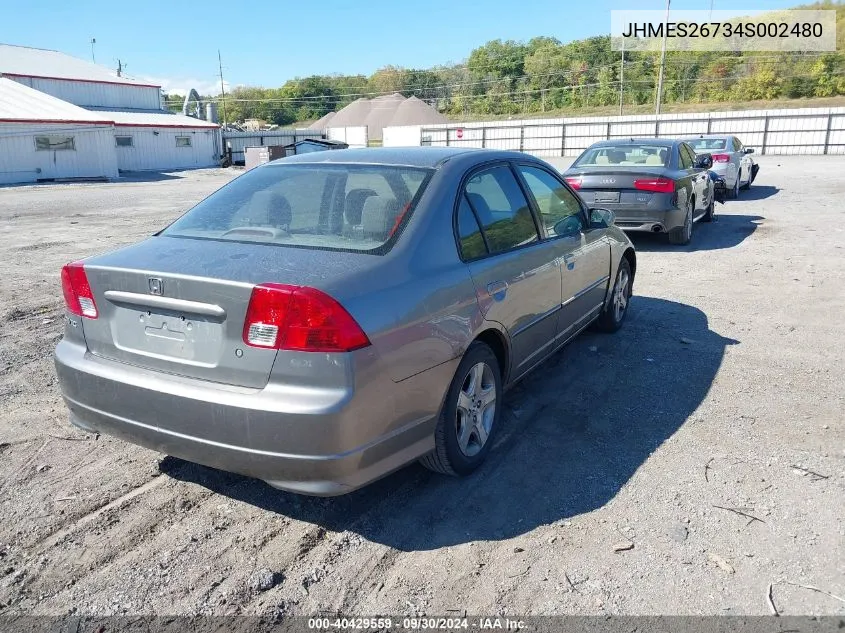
[{"xmin": 307, "ymin": 617, "xmax": 527, "ymax": 631}]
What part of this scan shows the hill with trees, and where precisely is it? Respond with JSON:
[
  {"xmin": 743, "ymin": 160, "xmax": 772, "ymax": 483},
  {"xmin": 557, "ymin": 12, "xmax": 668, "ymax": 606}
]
[{"xmin": 164, "ymin": 1, "xmax": 844, "ymax": 126}]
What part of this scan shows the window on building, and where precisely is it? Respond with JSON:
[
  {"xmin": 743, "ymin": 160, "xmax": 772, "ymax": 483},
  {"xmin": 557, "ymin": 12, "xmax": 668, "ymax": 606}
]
[
  {"xmin": 176, "ymin": 136, "xmax": 192, "ymax": 147},
  {"xmin": 115, "ymin": 136, "xmax": 134, "ymax": 148},
  {"xmin": 35, "ymin": 136, "xmax": 75, "ymax": 151}
]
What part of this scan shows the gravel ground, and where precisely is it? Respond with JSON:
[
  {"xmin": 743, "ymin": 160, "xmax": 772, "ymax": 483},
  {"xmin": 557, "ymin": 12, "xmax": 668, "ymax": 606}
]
[{"xmin": 0, "ymin": 159, "xmax": 842, "ymax": 617}]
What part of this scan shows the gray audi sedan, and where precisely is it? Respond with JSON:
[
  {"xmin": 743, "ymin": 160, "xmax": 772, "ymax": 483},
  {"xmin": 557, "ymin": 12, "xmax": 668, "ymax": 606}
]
[
  {"xmin": 563, "ymin": 139, "xmax": 715, "ymax": 245},
  {"xmin": 55, "ymin": 147, "xmax": 636, "ymax": 496}
]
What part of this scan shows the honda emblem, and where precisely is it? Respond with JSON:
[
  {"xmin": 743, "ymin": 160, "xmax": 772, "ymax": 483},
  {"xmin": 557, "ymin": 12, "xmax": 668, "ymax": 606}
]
[{"xmin": 148, "ymin": 278, "xmax": 164, "ymax": 296}]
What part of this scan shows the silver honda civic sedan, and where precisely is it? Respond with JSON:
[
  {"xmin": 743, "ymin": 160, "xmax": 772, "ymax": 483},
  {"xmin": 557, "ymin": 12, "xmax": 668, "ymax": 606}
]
[{"xmin": 55, "ymin": 147, "xmax": 636, "ymax": 496}]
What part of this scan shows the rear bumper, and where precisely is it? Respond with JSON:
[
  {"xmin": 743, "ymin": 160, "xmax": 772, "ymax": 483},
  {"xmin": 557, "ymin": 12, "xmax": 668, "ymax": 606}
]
[
  {"xmin": 54, "ymin": 339, "xmax": 438, "ymax": 495},
  {"xmin": 611, "ymin": 206, "xmax": 687, "ymax": 234}
]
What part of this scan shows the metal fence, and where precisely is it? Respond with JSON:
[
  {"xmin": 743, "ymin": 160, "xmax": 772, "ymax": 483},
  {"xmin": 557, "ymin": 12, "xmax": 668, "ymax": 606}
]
[
  {"xmin": 221, "ymin": 130, "xmax": 323, "ymax": 164},
  {"xmin": 411, "ymin": 107, "xmax": 845, "ymax": 156}
]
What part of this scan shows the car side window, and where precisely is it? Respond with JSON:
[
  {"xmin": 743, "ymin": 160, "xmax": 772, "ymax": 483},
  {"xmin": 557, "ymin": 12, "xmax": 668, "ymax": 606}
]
[
  {"xmin": 456, "ymin": 194, "xmax": 488, "ymax": 260},
  {"xmin": 516, "ymin": 165, "xmax": 585, "ymax": 238},
  {"xmin": 679, "ymin": 145, "xmax": 694, "ymax": 169},
  {"xmin": 732, "ymin": 138, "xmax": 743, "ymax": 152},
  {"xmin": 463, "ymin": 165, "xmax": 539, "ymax": 256}
]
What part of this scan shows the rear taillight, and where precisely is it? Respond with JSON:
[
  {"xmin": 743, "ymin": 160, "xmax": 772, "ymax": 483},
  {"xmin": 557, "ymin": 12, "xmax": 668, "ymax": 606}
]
[
  {"xmin": 243, "ymin": 283, "xmax": 370, "ymax": 352},
  {"xmin": 711, "ymin": 153, "xmax": 730, "ymax": 163},
  {"xmin": 564, "ymin": 176, "xmax": 582, "ymax": 190},
  {"xmin": 61, "ymin": 262, "xmax": 98, "ymax": 318},
  {"xmin": 634, "ymin": 177, "xmax": 675, "ymax": 193}
]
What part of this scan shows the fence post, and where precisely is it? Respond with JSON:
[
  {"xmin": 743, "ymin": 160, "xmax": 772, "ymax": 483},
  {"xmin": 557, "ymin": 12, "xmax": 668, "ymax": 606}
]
[
  {"xmin": 606, "ymin": 121, "xmax": 611, "ymax": 140},
  {"xmin": 761, "ymin": 115, "xmax": 769, "ymax": 155},
  {"xmin": 445, "ymin": 128, "xmax": 450, "ymax": 147},
  {"xmin": 823, "ymin": 113, "xmax": 833, "ymax": 155},
  {"xmin": 519, "ymin": 125, "xmax": 524, "ymax": 152},
  {"xmin": 655, "ymin": 119, "xmax": 660, "ymax": 138},
  {"xmin": 561, "ymin": 124, "xmax": 566, "ymax": 157},
  {"xmin": 706, "ymin": 117, "xmax": 712, "ymax": 134},
  {"xmin": 482, "ymin": 126, "xmax": 486, "ymax": 149}
]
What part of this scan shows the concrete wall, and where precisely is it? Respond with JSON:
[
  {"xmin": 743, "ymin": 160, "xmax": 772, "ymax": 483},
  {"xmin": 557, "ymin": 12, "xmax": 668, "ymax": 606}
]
[
  {"xmin": 8, "ymin": 76, "xmax": 161, "ymax": 110},
  {"xmin": 114, "ymin": 127, "xmax": 219, "ymax": 171},
  {"xmin": 0, "ymin": 123, "xmax": 118, "ymax": 185},
  {"xmin": 383, "ymin": 107, "xmax": 845, "ymax": 156}
]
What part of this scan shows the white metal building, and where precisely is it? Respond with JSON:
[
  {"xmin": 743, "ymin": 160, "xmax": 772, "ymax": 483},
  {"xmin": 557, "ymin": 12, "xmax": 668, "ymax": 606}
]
[
  {"xmin": 0, "ymin": 78, "xmax": 118, "ymax": 185},
  {"xmin": 0, "ymin": 43, "xmax": 221, "ymax": 183},
  {"xmin": 90, "ymin": 109, "xmax": 221, "ymax": 171}
]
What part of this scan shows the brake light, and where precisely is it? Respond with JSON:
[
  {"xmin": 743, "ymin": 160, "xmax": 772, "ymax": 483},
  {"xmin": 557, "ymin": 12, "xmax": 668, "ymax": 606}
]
[
  {"xmin": 564, "ymin": 176, "xmax": 582, "ymax": 190},
  {"xmin": 243, "ymin": 283, "xmax": 370, "ymax": 352},
  {"xmin": 711, "ymin": 153, "xmax": 730, "ymax": 163},
  {"xmin": 634, "ymin": 177, "xmax": 675, "ymax": 193},
  {"xmin": 61, "ymin": 262, "xmax": 98, "ymax": 318}
]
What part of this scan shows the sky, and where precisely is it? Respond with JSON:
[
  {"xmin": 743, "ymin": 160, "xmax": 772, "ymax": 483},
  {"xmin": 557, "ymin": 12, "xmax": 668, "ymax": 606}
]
[{"xmin": 2, "ymin": 0, "xmax": 806, "ymax": 95}]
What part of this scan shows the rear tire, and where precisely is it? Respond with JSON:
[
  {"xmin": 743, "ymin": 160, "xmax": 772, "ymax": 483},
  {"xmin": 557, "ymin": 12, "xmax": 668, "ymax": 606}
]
[
  {"xmin": 729, "ymin": 173, "xmax": 740, "ymax": 198},
  {"xmin": 595, "ymin": 258, "xmax": 632, "ymax": 333},
  {"xmin": 668, "ymin": 201, "xmax": 694, "ymax": 245},
  {"xmin": 420, "ymin": 341, "xmax": 502, "ymax": 476},
  {"xmin": 702, "ymin": 197, "xmax": 715, "ymax": 222}
]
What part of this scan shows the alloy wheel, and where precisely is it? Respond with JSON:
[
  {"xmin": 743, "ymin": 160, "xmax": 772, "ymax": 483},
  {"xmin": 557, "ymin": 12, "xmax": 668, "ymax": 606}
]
[
  {"xmin": 613, "ymin": 268, "xmax": 630, "ymax": 322},
  {"xmin": 455, "ymin": 362, "xmax": 496, "ymax": 457}
]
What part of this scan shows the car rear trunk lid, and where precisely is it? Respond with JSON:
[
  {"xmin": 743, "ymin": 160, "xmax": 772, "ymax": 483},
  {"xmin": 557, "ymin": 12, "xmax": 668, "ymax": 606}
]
[{"xmin": 76, "ymin": 236, "xmax": 377, "ymax": 389}]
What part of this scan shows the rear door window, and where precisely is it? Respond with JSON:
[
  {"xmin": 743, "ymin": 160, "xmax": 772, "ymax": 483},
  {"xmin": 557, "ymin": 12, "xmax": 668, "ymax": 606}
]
[
  {"xmin": 679, "ymin": 145, "xmax": 694, "ymax": 169},
  {"xmin": 463, "ymin": 165, "xmax": 539, "ymax": 256}
]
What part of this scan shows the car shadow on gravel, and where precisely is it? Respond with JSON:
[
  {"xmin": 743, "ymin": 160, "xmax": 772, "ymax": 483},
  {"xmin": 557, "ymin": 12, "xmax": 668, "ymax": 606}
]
[
  {"xmin": 736, "ymin": 185, "xmax": 778, "ymax": 201},
  {"xmin": 161, "ymin": 297, "xmax": 739, "ymax": 551},
  {"xmin": 629, "ymin": 214, "xmax": 765, "ymax": 253}
]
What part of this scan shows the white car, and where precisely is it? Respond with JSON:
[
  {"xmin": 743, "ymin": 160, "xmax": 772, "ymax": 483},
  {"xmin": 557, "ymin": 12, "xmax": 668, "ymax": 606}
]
[{"xmin": 684, "ymin": 135, "xmax": 759, "ymax": 199}]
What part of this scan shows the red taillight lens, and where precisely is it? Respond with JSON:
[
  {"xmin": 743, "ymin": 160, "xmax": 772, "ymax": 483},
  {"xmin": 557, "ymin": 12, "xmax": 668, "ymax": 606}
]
[
  {"xmin": 634, "ymin": 177, "xmax": 675, "ymax": 193},
  {"xmin": 61, "ymin": 262, "xmax": 98, "ymax": 318},
  {"xmin": 711, "ymin": 153, "xmax": 730, "ymax": 163},
  {"xmin": 243, "ymin": 283, "xmax": 370, "ymax": 352},
  {"xmin": 564, "ymin": 176, "xmax": 582, "ymax": 190}
]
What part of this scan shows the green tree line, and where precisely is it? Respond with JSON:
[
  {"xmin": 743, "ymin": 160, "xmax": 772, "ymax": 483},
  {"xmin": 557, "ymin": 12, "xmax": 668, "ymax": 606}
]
[{"xmin": 164, "ymin": 1, "xmax": 844, "ymax": 125}]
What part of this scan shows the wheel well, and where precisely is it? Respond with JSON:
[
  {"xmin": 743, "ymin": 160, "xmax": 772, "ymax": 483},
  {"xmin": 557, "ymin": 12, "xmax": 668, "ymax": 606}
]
[
  {"xmin": 475, "ymin": 329, "xmax": 509, "ymax": 383},
  {"xmin": 623, "ymin": 247, "xmax": 636, "ymax": 285}
]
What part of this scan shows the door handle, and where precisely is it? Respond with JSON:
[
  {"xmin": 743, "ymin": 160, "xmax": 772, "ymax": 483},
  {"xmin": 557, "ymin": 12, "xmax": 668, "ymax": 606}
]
[
  {"xmin": 562, "ymin": 254, "xmax": 576, "ymax": 270},
  {"xmin": 486, "ymin": 280, "xmax": 508, "ymax": 301}
]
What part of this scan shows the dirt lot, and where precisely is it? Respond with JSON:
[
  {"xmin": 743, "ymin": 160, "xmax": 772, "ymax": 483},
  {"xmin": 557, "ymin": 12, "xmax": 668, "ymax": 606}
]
[{"xmin": 0, "ymin": 159, "xmax": 842, "ymax": 617}]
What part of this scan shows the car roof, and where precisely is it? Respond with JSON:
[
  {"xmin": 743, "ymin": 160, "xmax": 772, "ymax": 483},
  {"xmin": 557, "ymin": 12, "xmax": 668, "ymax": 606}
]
[
  {"xmin": 589, "ymin": 138, "xmax": 676, "ymax": 148},
  {"xmin": 266, "ymin": 146, "xmax": 527, "ymax": 169},
  {"xmin": 684, "ymin": 134, "xmax": 731, "ymax": 140}
]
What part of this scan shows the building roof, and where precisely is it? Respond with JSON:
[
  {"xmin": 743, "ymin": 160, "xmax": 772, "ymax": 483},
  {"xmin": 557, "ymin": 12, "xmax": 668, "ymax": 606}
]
[
  {"xmin": 0, "ymin": 43, "xmax": 160, "ymax": 88},
  {"xmin": 86, "ymin": 107, "xmax": 219, "ymax": 129},
  {"xmin": 306, "ymin": 93, "xmax": 447, "ymax": 141},
  {"xmin": 0, "ymin": 78, "xmax": 114, "ymax": 124}
]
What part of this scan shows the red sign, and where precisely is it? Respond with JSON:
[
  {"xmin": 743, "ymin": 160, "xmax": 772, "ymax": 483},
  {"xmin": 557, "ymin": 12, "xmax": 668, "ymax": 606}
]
[{"xmin": 456, "ymin": 128, "xmax": 464, "ymax": 139}]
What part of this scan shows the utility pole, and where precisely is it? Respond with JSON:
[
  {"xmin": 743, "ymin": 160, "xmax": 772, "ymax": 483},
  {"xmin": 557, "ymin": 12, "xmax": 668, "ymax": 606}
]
[
  {"xmin": 619, "ymin": 38, "xmax": 625, "ymax": 116},
  {"xmin": 90, "ymin": 38, "xmax": 96, "ymax": 63},
  {"xmin": 218, "ymin": 50, "xmax": 227, "ymax": 127},
  {"xmin": 116, "ymin": 59, "xmax": 124, "ymax": 77},
  {"xmin": 655, "ymin": 0, "xmax": 671, "ymax": 116}
]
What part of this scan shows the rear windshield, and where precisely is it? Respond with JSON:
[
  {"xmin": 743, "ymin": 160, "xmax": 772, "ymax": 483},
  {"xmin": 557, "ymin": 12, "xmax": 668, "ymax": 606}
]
[
  {"xmin": 687, "ymin": 138, "xmax": 727, "ymax": 151},
  {"xmin": 161, "ymin": 163, "xmax": 432, "ymax": 253},
  {"xmin": 574, "ymin": 144, "xmax": 669, "ymax": 168}
]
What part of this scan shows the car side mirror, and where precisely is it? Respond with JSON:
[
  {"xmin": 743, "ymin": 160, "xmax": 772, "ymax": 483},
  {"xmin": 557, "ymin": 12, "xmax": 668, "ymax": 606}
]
[
  {"xmin": 694, "ymin": 154, "xmax": 713, "ymax": 169},
  {"xmin": 744, "ymin": 147, "xmax": 755, "ymax": 154},
  {"xmin": 588, "ymin": 208, "xmax": 615, "ymax": 229}
]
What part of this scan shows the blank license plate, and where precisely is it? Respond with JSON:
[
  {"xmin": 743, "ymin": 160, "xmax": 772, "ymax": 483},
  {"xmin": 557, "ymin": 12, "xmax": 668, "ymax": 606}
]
[{"xmin": 594, "ymin": 191, "xmax": 620, "ymax": 203}]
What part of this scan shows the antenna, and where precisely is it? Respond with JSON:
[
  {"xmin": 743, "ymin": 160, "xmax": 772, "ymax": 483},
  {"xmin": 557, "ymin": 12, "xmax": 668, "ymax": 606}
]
[
  {"xmin": 218, "ymin": 50, "xmax": 228, "ymax": 126},
  {"xmin": 90, "ymin": 38, "xmax": 96, "ymax": 63}
]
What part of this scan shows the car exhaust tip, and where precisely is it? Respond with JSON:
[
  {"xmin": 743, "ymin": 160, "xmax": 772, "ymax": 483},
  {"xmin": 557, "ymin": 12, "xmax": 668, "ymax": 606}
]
[{"xmin": 652, "ymin": 225, "xmax": 663, "ymax": 233}]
